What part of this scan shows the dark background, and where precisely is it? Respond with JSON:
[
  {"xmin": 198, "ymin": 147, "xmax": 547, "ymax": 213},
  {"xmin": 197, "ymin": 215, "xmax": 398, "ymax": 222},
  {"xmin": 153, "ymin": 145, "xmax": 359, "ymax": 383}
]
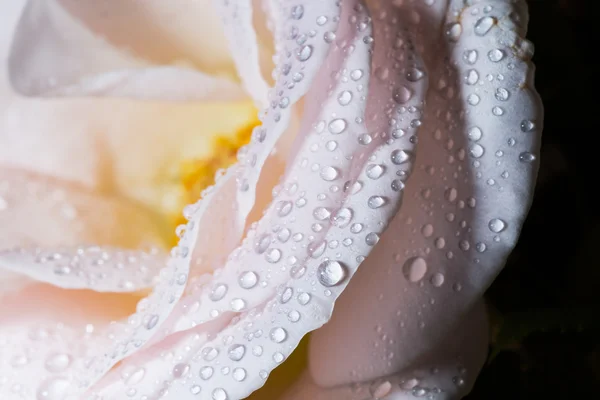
[{"xmin": 465, "ymin": 1, "xmax": 599, "ymax": 398}]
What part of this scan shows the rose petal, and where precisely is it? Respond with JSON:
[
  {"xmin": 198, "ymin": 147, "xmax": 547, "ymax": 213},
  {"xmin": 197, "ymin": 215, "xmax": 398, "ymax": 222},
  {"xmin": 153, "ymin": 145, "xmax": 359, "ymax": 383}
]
[
  {"xmin": 8, "ymin": 0, "xmax": 244, "ymax": 100},
  {"xmin": 283, "ymin": 301, "xmax": 489, "ymax": 400},
  {"xmin": 0, "ymin": 283, "xmax": 143, "ymax": 399},
  {"xmin": 0, "ymin": 246, "xmax": 166, "ymax": 293},
  {"xmin": 212, "ymin": 0, "xmax": 270, "ymax": 106},
  {"xmin": 86, "ymin": 0, "xmax": 431, "ymax": 398},
  {"xmin": 309, "ymin": 0, "xmax": 542, "ymax": 387}
]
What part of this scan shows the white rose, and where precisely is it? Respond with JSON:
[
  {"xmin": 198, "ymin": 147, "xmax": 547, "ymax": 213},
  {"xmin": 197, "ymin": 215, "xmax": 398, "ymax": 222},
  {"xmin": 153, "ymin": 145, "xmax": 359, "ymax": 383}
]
[{"xmin": 0, "ymin": 1, "xmax": 542, "ymax": 399}]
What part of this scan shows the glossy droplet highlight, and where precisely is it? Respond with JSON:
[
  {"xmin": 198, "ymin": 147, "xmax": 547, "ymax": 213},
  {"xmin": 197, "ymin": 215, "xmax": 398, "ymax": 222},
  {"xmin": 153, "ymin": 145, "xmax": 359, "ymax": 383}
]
[{"xmin": 328, "ymin": 119, "xmax": 347, "ymax": 134}]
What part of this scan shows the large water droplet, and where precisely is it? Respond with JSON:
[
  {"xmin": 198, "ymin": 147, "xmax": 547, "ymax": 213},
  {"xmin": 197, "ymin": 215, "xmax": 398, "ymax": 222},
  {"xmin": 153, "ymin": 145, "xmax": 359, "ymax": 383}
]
[
  {"xmin": 338, "ymin": 90, "xmax": 353, "ymax": 106},
  {"xmin": 469, "ymin": 144, "xmax": 485, "ymax": 158},
  {"xmin": 331, "ymin": 208, "xmax": 353, "ymax": 228},
  {"xmin": 296, "ymin": 45, "xmax": 313, "ymax": 61},
  {"xmin": 265, "ymin": 248, "xmax": 282, "ymax": 263},
  {"xmin": 519, "ymin": 151, "xmax": 536, "ymax": 163},
  {"xmin": 270, "ymin": 327, "xmax": 288, "ymax": 343},
  {"xmin": 328, "ymin": 119, "xmax": 347, "ymax": 134},
  {"xmin": 391, "ymin": 149, "xmax": 410, "ymax": 165},
  {"xmin": 210, "ymin": 284, "xmax": 228, "ymax": 301},
  {"xmin": 320, "ymin": 166, "xmax": 339, "ymax": 181},
  {"xmin": 36, "ymin": 377, "xmax": 70, "ymax": 400},
  {"xmin": 212, "ymin": 388, "xmax": 228, "ymax": 400},
  {"xmin": 488, "ymin": 218, "xmax": 506, "ymax": 233},
  {"xmin": 403, "ymin": 257, "xmax": 428, "ymax": 282},
  {"xmin": 474, "ymin": 16, "xmax": 495, "ymax": 36},
  {"xmin": 520, "ymin": 120, "xmax": 536, "ymax": 132},
  {"xmin": 239, "ymin": 271, "xmax": 258, "ymax": 289},
  {"xmin": 393, "ymin": 86, "xmax": 412, "ymax": 104},
  {"xmin": 228, "ymin": 344, "xmax": 246, "ymax": 361},
  {"xmin": 368, "ymin": 196, "xmax": 387, "ymax": 209},
  {"xmin": 317, "ymin": 260, "xmax": 346, "ymax": 286},
  {"xmin": 366, "ymin": 164, "xmax": 385, "ymax": 179},
  {"xmin": 468, "ymin": 126, "xmax": 482, "ymax": 141},
  {"xmin": 45, "ymin": 353, "xmax": 71, "ymax": 373},
  {"xmin": 488, "ymin": 49, "xmax": 505, "ymax": 62}
]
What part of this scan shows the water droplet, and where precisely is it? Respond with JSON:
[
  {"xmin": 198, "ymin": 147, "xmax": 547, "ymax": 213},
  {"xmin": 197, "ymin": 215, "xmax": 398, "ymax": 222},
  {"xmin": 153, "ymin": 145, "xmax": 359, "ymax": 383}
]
[
  {"xmin": 317, "ymin": 260, "xmax": 347, "ymax": 287},
  {"xmin": 291, "ymin": 4, "xmax": 304, "ymax": 19},
  {"xmin": 366, "ymin": 164, "xmax": 385, "ymax": 179},
  {"xmin": 445, "ymin": 23, "xmax": 462, "ymax": 41},
  {"xmin": 233, "ymin": 368, "xmax": 247, "ymax": 382},
  {"xmin": 200, "ymin": 366, "xmax": 214, "ymax": 380},
  {"xmin": 368, "ymin": 196, "xmax": 387, "ymax": 209},
  {"xmin": 296, "ymin": 45, "xmax": 313, "ymax": 61},
  {"xmin": 391, "ymin": 149, "xmax": 410, "ymax": 164},
  {"xmin": 172, "ymin": 363, "xmax": 190, "ymax": 378},
  {"xmin": 495, "ymin": 88, "xmax": 510, "ymax": 101},
  {"xmin": 320, "ymin": 166, "xmax": 339, "ymax": 181},
  {"xmin": 465, "ymin": 69, "xmax": 479, "ymax": 85},
  {"xmin": 230, "ymin": 298, "xmax": 246, "ymax": 311},
  {"xmin": 519, "ymin": 151, "xmax": 536, "ymax": 163},
  {"xmin": 468, "ymin": 126, "xmax": 482, "ymax": 141},
  {"xmin": 45, "ymin": 353, "xmax": 71, "ymax": 373},
  {"xmin": 406, "ymin": 68, "xmax": 425, "ymax": 82},
  {"xmin": 520, "ymin": 120, "xmax": 536, "ymax": 132},
  {"xmin": 266, "ymin": 248, "xmax": 282, "ymax": 263},
  {"xmin": 276, "ymin": 200, "xmax": 293, "ymax": 216},
  {"xmin": 403, "ymin": 257, "xmax": 428, "ymax": 282},
  {"xmin": 469, "ymin": 144, "xmax": 485, "ymax": 158},
  {"xmin": 331, "ymin": 207, "xmax": 353, "ymax": 228},
  {"xmin": 492, "ymin": 106, "xmax": 505, "ymax": 116},
  {"xmin": 210, "ymin": 284, "xmax": 228, "ymax": 301},
  {"xmin": 430, "ymin": 273, "xmax": 445, "ymax": 287},
  {"xmin": 212, "ymin": 388, "xmax": 228, "ymax": 400},
  {"xmin": 270, "ymin": 327, "xmax": 288, "ymax": 343},
  {"xmin": 467, "ymin": 94, "xmax": 480, "ymax": 105},
  {"xmin": 474, "ymin": 16, "xmax": 496, "ymax": 36},
  {"xmin": 391, "ymin": 179, "xmax": 405, "ymax": 192},
  {"xmin": 313, "ymin": 207, "xmax": 332, "ymax": 220},
  {"xmin": 328, "ymin": 119, "xmax": 347, "ymax": 134},
  {"xmin": 365, "ymin": 232, "xmax": 380, "ymax": 246},
  {"xmin": 338, "ymin": 90, "xmax": 353, "ymax": 105},
  {"xmin": 463, "ymin": 49, "xmax": 478, "ymax": 64},
  {"xmin": 239, "ymin": 271, "xmax": 258, "ymax": 289},
  {"xmin": 145, "ymin": 314, "xmax": 159, "ymax": 330},
  {"xmin": 288, "ymin": 310, "xmax": 301, "ymax": 322},
  {"xmin": 488, "ymin": 218, "xmax": 506, "ymax": 233},
  {"xmin": 393, "ymin": 86, "xmax": 412, "ymax": 104},
  {"xmin": 36, "ymin": 377, "xmax": 70, "ymax": 400},
  {"xmin": 421, "ymin": 224, "xmax": 434, "ymax": 237},
  {"xmin": 254, "ymin": 233, "xmax": 271, "ymax": 254},
  {"xmin": 298, "ymin": 292, "xmax": 311, "ymax": 305},
  {"xmin": 488, "ymin": 49, "xmax": 505, "ymax": 62},
  {"xmin": 190, "ymin": 385, "xmax": 202, "ymax": 395},
  {"xmin": 351, "ymin": 69, "xmax": 364, "ymax": 80},
  {"xmin": 228, "ymin": 344, "xmax": 246, "ymax": 361}
]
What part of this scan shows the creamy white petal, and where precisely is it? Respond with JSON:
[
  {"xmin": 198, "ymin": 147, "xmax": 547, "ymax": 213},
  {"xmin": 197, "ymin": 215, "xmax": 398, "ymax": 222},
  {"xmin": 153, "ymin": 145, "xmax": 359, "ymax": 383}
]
[{"xmin": 309, "ymin": 0, "xmax": 542, "ymax": 387}]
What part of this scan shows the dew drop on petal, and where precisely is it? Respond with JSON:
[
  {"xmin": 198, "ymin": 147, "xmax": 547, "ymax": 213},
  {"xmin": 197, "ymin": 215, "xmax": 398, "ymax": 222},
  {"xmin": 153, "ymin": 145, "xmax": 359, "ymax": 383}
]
[
  {"xmin": 488, "ymin": 218, "xmax": 507, "ymax": 233},
  {"xmin": 270, "ymin": 327, "xmax": 288, "ymax": 343},
  {"xmin": 328, "ymin": 119, "xmax": 347, "ymax": 134},
  {"xmin": 238, "ymin": 271, "xmax": 258, "ymax": 289},
  {"xmin": 403, "ymin": 257, "xmax": 428, "ymax": 282},
  {"xmin": 317, "ymin": 260, "xmax": 347, "ymax": 287}
]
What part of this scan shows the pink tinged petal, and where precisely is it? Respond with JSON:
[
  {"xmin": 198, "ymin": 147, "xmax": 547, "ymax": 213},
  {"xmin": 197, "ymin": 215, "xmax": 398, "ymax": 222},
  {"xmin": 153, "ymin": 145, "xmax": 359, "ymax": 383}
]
[
  {"xmin": 309, "ymin": 0, "xmax": 542, "ymax": 388},
  {"xmin": 0, "ymin": 169, "xmax": 165, "ymax": 251},
  {"xmin": 0, "ymin": 169, "xmax": 189, "ymax": 393},
  {"xmin": 212, "ymin": 0, "xmax": 270, "ymax": 107},
  {"xmin": 0, "ymin": 283, "xmax": 148, "ymax": 400},
  {"xmin": 0, "ymin": 246, "xmax": 166, "ymax": 293},
  {"xmin": 282, "ymin": 301, "xmax": 489, "ymax": 400},
  {"xmin": 87, "ymin": 0, "xmax": 430, "ymax": 398},
  {"xmin": 8, "ymin": 0, "xmax": 244, "ymax": 101}
]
